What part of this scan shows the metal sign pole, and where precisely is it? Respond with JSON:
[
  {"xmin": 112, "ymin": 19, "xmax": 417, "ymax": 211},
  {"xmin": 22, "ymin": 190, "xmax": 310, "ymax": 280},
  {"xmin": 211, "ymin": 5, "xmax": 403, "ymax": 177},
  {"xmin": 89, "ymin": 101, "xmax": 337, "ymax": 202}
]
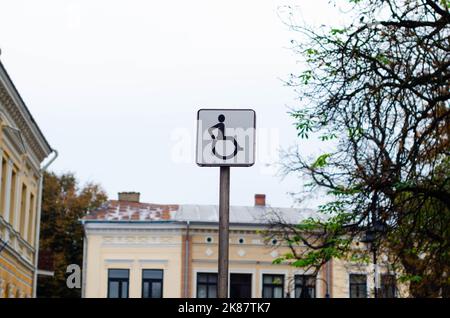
[
  {"xmin": 218, "ymin": 165, "xmax": 230, "ymax": 298},
  {"xmin": 196, "ymin": 109, "xmax": 255, "ymax": 298}
]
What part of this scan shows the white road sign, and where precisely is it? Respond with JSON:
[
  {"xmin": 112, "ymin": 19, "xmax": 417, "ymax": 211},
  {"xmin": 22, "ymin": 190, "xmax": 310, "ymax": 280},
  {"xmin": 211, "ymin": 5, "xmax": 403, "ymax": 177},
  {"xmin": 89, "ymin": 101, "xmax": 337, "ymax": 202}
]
[{"xmin": 196, "ymin": 109, "xmax": 256, "ymax": 167}]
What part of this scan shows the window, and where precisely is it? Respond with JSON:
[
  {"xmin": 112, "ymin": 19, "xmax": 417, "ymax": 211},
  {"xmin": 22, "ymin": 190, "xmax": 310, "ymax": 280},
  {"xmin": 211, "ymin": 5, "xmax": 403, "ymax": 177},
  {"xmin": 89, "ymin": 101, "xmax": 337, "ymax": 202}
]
[
  {"xmin": 27, "ymin": 193, "xmax": 35, "ymax": 244},
  {"xmin": 206, "ymin": 237, "xmax": 213, "ymax": 243},
  {"xmin": 349, "ymin": 274, "xmax": 367, "ymax": 298},
  {"xmin": 230, "ymin": 274, "xmax": 252, "ymax": 298},
  {"xmin": 0, "ymin": 158, "xmax": 6, "ymax": 217},
  {"xmin": 380, "ymin": 274, "xmax": 396, "ymax": 298},
  {"xmin": 197, "ymin": 273, "xmax": 217, "ymax": 298},
  {"xmin": 295, "ymin": 275, "xmax": 316, "ymax": 298},
  {"xmin": 238, "ymin": 238, "xmax": 245, "ymax": 244},
  {"xmin": 19, "ymin": 184, "xmax": 27, "ymax": 237},
  {"xmin": 262, "ymin": 274, "xmax": 284, "ymax": 298},
  {"xmin": 9, "ymin": 170, "xmax": 16, "ymax": 221},
  {"xmin": 107, "ymin": 269, "xmax": 129, "ymax": 298},
  {"xmin": 142, "ymin": 269, "xmax": 163, "ymax": 298}
]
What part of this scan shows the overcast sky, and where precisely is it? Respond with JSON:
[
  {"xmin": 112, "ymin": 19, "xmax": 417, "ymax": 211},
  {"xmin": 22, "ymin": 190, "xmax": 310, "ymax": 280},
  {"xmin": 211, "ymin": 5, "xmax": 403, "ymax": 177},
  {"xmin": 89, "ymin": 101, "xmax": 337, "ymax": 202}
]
[{"xmin": 0, "ymin": 0, "xmax": 345, "ymax": 208}]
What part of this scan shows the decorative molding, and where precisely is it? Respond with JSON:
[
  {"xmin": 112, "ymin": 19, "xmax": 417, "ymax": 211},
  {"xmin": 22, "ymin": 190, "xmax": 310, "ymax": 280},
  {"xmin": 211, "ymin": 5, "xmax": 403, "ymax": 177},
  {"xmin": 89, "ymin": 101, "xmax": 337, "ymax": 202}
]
[
  {"xmin": 189, "ymin": 228, "xmax": 256, "ymax": 235},
  {"xmin": 85, "ymin": 223, "xmax": 262, "ymax": 237},
  {"xmin": 103, "ymin": 259, "xmax": 170, "ymax": 265},
  {"xmin": 192, "ymin": 259, "xmax": 285, "ymax": 266},
  {"xmin": 85, "ymin": 224, "xmax": 186, "ymax": 234},
  {"xmin": 205, "ymin": 248, "xmax": 213, "ymax": 256},
  {"xmin": 102, "ymin": 243, "xmax": 180, "ymax": 248},
  {"xmin": 1, "ymin": 136, "xmax": 22, "ymax": 167},
  {"xmin": 0, "ymin": 225, "xmax": 35, "ymax": 273},
  {"xmin": 237, "ymin": 249, "xmax": 246, "ymax": 257},
  {"xmin": 2, "ymin": 126, "xmax": 26, "ymax": 158},
  {"xmin": 0, "ymin": 68, "xmax": 52, "ymax": 161},
  {"xmin": 0, "ymin": 215, "xmax": 35, "ymax": 253},
  {"xmin": 0, "ymin": 278, "xmax": 5, "ymax": 298},
  {"xmin": 101, "ymin": 235, "xmax": 181, "ymax": 248},
  {"xmin": 104, "ymin": 259, "xmax": 134, "ymax": 264},
  {"xmin": 138, "ymin": 259, "xmax": 169, "ymax": 264},
  {"xmin": 7, "ymin": 283, "xmax": 15, "ymax": 298}
]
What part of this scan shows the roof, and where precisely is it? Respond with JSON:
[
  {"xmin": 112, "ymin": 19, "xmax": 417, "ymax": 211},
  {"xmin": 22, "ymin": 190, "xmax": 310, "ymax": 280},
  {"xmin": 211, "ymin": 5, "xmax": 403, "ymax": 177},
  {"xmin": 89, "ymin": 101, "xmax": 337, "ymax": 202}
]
[
  {"xmin": 83, "ymin": 200, "xmax": 179, "ymax": 221},
  {"xmin": 175, "ymin": 204, "xmax": 316, "ymax": 224},
  {"xmin": 83, "ymin": 200, "xmax": 317, "ymax": 225}
]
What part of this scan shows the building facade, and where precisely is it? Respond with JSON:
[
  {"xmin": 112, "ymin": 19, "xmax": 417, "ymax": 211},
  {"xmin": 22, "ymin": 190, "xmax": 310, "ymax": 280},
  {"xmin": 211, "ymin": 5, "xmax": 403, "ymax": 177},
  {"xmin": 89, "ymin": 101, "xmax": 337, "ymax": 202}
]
[
  {"xmin": 82, "ymin": 192, "xmax": 402, "ymax": 298},
  {"xmin": 0, "ymin": 60, "xmax": 54, "ymax": 297}
]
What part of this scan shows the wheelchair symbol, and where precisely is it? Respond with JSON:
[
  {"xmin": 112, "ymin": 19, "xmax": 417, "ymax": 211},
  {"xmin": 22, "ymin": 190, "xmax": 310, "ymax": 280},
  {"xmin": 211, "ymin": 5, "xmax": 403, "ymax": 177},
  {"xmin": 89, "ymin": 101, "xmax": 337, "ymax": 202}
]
[{"xmin": 208, "ymin": 114, "xmax": 243, "ymax": 160}]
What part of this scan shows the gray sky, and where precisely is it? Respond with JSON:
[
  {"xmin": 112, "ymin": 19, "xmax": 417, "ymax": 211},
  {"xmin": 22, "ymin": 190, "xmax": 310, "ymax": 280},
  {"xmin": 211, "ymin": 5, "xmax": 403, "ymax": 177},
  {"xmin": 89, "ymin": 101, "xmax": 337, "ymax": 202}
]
[{"xmin": 0, "ymin": 0, "xmax": 344, "ymax": 208}]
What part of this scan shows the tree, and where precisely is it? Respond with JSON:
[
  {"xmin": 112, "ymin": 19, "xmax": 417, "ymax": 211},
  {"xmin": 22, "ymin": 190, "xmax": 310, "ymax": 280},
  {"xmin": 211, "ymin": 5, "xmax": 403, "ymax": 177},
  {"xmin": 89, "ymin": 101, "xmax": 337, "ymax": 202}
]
[
  {"xmin": 271, "ymin": 0, "xmax": 450, "ymax": 297},
  {"xmin": 37, "ymin": 172, "xmax": 107, "ymax": 298},
  {"xmin": 388, "ymin": 158, "xmax": 450, "ymax": 296}
]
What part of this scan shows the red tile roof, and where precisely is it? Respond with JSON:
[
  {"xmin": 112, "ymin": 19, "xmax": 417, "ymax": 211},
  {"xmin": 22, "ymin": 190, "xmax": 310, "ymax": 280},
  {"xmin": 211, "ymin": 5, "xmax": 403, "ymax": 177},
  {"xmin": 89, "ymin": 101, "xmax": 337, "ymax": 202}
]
[{"xmin": 83, "ymin": 200, "xmax": 179, "ymax": 221}]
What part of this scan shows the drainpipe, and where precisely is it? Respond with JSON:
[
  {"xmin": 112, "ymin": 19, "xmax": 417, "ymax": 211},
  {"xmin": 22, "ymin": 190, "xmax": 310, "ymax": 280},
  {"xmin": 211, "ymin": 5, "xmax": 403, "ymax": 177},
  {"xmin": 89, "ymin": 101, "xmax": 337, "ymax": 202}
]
[
  {"xmin": 184, "ymin": 221, "xmax": 190, "ymax": 297},
  {"xmin": 325, "ymin": 260, "xmax": 331, "ymax": 298},
  {"xmin": 81, "ymin": 228, "xmax": 87, "ymax": 298},
  {"xmin": 326, "ymin": 258, "xmax": 332, "ymax": 298},
  {"xmin": 32, "ymin": 149, "xmax": 58, "ymax": 298}
]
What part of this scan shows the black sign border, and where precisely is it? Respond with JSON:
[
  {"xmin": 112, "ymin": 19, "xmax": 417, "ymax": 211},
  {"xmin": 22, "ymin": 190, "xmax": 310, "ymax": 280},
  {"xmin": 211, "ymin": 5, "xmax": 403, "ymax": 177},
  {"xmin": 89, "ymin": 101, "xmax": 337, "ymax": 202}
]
[{"xmin": 196, "ymin": 108, "xmax": 256, "ymax": 167}]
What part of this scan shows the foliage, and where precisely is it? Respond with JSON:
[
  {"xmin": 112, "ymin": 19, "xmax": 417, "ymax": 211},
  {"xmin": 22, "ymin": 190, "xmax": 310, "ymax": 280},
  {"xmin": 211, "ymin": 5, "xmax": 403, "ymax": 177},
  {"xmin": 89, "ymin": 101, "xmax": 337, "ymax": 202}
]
[
  {"xmin": 273, "ymin": 0, "xmax": 450, "ymax": 297},
  {"xmin": 37, "ymin": 171, "xmax": 107, "ymax": 298}
]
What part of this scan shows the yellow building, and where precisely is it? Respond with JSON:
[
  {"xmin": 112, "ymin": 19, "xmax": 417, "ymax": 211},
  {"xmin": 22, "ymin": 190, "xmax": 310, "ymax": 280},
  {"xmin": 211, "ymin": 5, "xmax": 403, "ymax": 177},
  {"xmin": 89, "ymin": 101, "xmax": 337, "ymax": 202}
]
[
  {"xmin": 0, "ymin": 60, "xmax": 55, "ymax": 297},
  {"xmin": 82, "ymin": 192, "xmax": 401, "ymax": 298}
]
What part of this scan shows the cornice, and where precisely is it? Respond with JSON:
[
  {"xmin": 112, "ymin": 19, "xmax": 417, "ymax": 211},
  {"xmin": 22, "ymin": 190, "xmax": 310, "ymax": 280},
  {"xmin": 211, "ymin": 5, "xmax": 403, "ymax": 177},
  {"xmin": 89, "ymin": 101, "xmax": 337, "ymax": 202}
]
[{"xmin": 0, "ymin": 63, "xmax": 52, "ymax": 162}]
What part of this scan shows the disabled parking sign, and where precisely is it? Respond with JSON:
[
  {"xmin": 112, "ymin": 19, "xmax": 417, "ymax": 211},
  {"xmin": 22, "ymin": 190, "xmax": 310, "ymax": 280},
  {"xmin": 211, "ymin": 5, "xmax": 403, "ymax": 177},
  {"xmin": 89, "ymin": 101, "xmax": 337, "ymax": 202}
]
[{"xmin": 196, "ymin": 109, "xmax": 256, "ymax": 167}]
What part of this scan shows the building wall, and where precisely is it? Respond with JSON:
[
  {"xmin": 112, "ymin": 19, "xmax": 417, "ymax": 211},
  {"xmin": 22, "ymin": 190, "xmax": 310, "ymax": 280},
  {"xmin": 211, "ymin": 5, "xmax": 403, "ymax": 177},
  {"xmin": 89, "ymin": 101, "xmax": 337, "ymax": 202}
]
[
  {"xmin": 84, "ymin": 227, "xmax": 184, "ymax": 298},
  {"xmin": 0, "ymin": 121, "xmax": 42, "ymax": 297},
  {"xmin": 83, "ymin": 224, "xmax": 329, "ymax": 298},
  {"xmin": 0, "ymin": 61, "xmax": 51, "ymax": 298},
  {"xmin": 188, "ymin": 229, "xmax": 322, "ymax": 298},
  {"xmin": 0, "ymin": 249, "xmax": 34, "ymax": 297},
  {"xmin": 331, "ymin": 255, "xmax": 409, "ymax": 298},
  {"xmin": 84, "ymin": 221, "xmax": 408, "ymax": 298}
]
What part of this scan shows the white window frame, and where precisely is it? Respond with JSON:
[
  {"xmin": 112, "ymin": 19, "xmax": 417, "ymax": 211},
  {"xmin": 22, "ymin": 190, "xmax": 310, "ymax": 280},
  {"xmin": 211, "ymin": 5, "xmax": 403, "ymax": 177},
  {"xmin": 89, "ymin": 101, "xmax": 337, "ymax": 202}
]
[
  {"xmin": 259, "ymin": 269, "xmax": 289, "ymax": 298},
  {"xmin": 348, "ymin": 272, "xmax": 368, "ymax": 299}
]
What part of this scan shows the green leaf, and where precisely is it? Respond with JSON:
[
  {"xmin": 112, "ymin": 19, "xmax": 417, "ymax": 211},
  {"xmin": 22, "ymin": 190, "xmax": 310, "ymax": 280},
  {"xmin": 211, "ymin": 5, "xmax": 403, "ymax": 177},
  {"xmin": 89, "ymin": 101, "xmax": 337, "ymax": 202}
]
[
  {"xmin": 298, "ymin": 70, "xmax": 313, "ymax": 85},
  {"xmin": 312, "ymin": 153, "xmax": 331, "ymax": 169},
  {"xmin": 375, "ymin": 53, "xmax": 390, "ymax": 65},
  {"xmin": 330, "ymin": 28, "xmax": 346, "ymax": 35},
  {"xmin": 272, "ymin": 257, "xmax": 285, "ymax": 265}
]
